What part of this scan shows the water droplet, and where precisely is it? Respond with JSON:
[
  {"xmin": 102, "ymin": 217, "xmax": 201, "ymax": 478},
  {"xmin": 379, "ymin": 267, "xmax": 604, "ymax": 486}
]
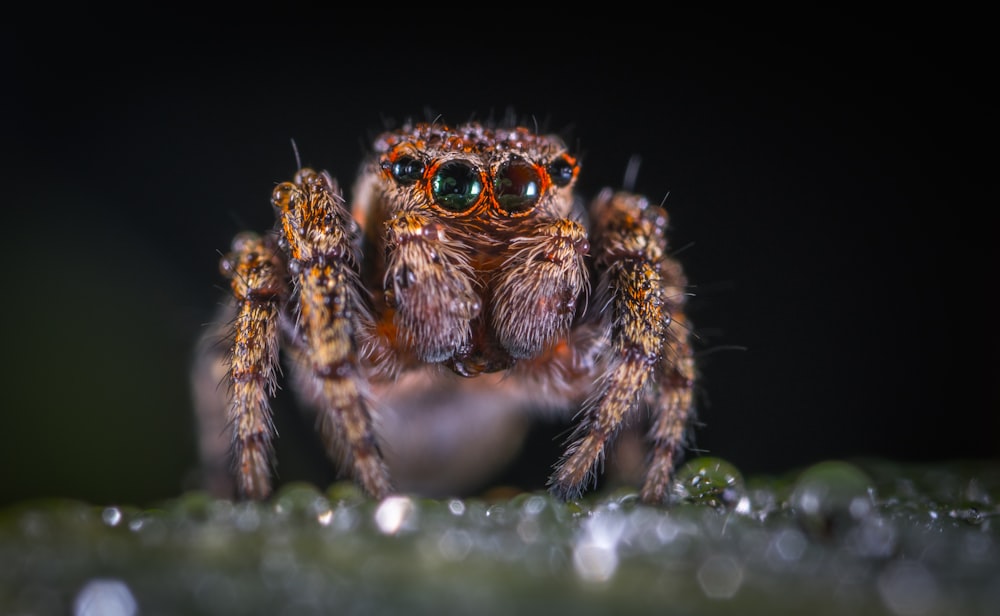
[
  {"xmin": 672, "ymin": 457, "xmax": 746, "ymax": 510},
  {"xmin": 572, "ymin": 542, "xmax": 618, "ymax": 583},
  {"xmin": 572, "ymin": 508, "xmax": 625, "ymax": 583},
  {"xmin": 517, "ymin": 517, "xmax": 541, "ymax": 543},
  {"xmin": 437, "ymin": 529, "xmax": 473, "ymax": 561},
  {"xmin": 850, "ymin": 514, "xmax": 898, "ymax": 558},
  {"xmin": 521, "ymin": 495, "xmax": 547, "ymax": 516},
  {"xmin": 790, "ymin": 460, "xmax": 874, "ymax": 539},
  {"xmin": 73, "ymin": 579, "xmax": 138, "ymax": 616},
  {"xmin": 770, "ymin": 528, "xmax": 807, "ymax": 563},
  {"xmin": 374, "ymin": 496, "xmax": 416, "ymax": 535},
  {"xmin": 697, "ymin": 555, "xmax": 744, "ymax": 599},
  {"xmin": 877, "ymin": 560, "xmax": 938, "ymax": 615},
  {"xmin": 447, "ymin": 499, "xmax": 466, "ymax": 516},
  {"xmin": 233, "ymin": 504, "xmax": 261, "ymax": 532},
  {"xmin": 948, "ymin": 505, "xmax": 986, "ymax": 525},
  {"xmin": 101, "ymin": 507, "xmax": 122, "ymax": 527},
  {"xmin": 316, "ymin": 508, "xmax": 333, "ymax": 526}
]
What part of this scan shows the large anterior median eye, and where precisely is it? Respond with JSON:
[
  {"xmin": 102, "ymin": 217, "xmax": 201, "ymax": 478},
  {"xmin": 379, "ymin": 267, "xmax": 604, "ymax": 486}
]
[
  {"xmin": 431, "ymin": 161, "xmax": 483, "ymax": 212},
  {"xmin": 494, "ymin": 159, "xmax": 541, "ymax": 213}
]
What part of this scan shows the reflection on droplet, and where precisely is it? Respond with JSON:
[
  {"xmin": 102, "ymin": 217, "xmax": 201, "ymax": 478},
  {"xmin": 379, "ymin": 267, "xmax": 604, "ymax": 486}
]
[
  {"xmin": 447, "ymin": 499, "xmax": 466, "ymax": 516},
  {"xmin": 572, "ymin": 509, "xmax": 625, "ymax": 583},
  {"xmin": 521, "ymin": 495, "xmax": 547, "ymax": 516},
  {"xmin": 851, "ymin": 515, "xmax": 897, "ymax": 558},
  {"xmin": 771, "ymin": 528, "xmax": 807, "ymax": 562},
  {"xmin": 672, "ymin": 457, "xmax": 746, "ymax": 510},
  {"xmin": 697, "ymin": 555, "xmax": 744, "ymax": 599},
  {"xmin": 233, "ymin": 505, "xmax": 260, "ymax": 532},
  {"xmin": 374, "ymin": 496, "xmax": 416, "ymax": 535},
  {"xmin": 517, "ymin": 517, "xmax": 541, "ymax": 543},
  {"xmin": 790, "ymin": 461, "xmax": 874, "ymax": 538},
  {"xmin": 655, "ymin": 517, "xmax": 682, "ymax": 543},
  {"xmin": 877, "ymin": 560, "xmax": 938, "ymax": 615},
  {"xmin": 437, "ymin": 529, "xmax": 473, "ymax": 561},
  {"xmin": 573, "ymin": 543, "xmax": 618, "ymax": 583},
  {"xmin": 316, "ymin": 508, "xmax": 333, "ymax": 526},
  {"xmin": 73, "ymin": 579, "xmax": 138, "ymax": 616},
  {"xmin": 101, "ymin": 507, "xmax": 122, "ymax": 527}
]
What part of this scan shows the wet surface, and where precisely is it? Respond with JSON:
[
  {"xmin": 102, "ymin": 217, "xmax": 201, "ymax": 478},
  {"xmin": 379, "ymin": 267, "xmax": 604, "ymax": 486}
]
[{"xmin": 2, "ymin": 458, "xmax": 997, "ymax": 615}]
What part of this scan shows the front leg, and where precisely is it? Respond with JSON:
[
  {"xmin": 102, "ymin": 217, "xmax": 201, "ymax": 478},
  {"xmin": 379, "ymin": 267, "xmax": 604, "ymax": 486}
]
[
  {"xmin": 550, "ymin": 190, "xmax": 694, "ymax": 503},
  {"xmin": 382, "ymin": 212, "xmax": 480, "ymax": 363},
  {"xmin": 274, "ymin": 168, "xmax": 392, "ymax": 499}
]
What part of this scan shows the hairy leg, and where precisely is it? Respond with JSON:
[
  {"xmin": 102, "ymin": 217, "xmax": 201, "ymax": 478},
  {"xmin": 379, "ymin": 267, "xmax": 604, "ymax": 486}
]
[
  {"xmin": 274, "ymin": 169, "xmax": 392, "ymax": 499},
  {"xmin": 213, "ymin": 232, "xmax": 287, "ymax": 499},
  {"xmin": 550, "ymin": 190, "xmax": 691, "ymax": 502}
]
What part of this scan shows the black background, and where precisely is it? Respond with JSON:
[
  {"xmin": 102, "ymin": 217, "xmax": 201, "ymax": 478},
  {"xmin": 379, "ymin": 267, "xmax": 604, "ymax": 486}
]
[{"xmin": 3, "ymin": 22, "xmax": 994, "ymax": 507}]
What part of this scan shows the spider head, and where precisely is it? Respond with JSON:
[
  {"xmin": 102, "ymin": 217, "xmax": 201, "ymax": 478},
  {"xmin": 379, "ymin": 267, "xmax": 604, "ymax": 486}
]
[{"xmin": 371, "ymin": 122, "xmax": 580, "ymax": 225}]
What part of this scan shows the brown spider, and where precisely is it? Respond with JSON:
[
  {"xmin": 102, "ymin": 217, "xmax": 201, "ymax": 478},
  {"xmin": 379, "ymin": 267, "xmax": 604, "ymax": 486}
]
[{"xmin": 192, "ymin": 119, "xmax": 696, "ymax": 504}]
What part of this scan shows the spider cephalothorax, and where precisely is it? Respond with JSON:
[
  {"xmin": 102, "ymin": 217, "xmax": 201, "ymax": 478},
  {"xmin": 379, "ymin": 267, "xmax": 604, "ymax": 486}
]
[{"xmin": 193, "ymin": 119, "xmax": 696, "ymax": 504}]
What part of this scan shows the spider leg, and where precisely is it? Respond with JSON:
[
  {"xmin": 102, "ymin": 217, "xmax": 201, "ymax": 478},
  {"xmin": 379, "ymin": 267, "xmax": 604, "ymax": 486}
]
[
  {"xmin": 550, "ymin": 190, "xmax": 693, "ymax": 503},
  {"xmin": 217, "ymin": 231, "xmax": 286, "ymax": 500},
  {"xmin": 641, "ymin": 295, "xmax": 695, "ymax": 503},
  {"xmin": 191, "ymin": 310, "xmax": 237, "ymax": 498},
  {"xmin": 274, "ymin": 168, "xmax": 392, "ymax": 499}
]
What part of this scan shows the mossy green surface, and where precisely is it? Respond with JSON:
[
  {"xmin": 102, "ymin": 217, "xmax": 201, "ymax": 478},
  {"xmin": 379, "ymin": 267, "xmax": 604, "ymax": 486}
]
[{"xmin": 2, "ymin": 458, "xmax": 998, "ymax": 616}]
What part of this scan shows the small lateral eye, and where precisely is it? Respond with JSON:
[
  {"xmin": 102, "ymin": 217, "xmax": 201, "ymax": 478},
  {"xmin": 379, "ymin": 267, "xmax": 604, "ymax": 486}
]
[
  {"xmin": 547, "ymin": 155, "xmax": 577, "ymax": 187},
  {"xmin": 494, "ymin": 160, "xmax": 541, "ymax": 213},
  {"xmin": 431, "ymin": 161, "xmax": 483, "ymax": 212},
  {"xmin": 390, "ymin": 155, "xmax": 425, "ymax": 184}
]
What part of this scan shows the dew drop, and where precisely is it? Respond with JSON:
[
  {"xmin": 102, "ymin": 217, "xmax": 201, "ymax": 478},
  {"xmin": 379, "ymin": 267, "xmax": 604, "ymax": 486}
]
[
  {"xmin": 374, "ymin": 496, "xmax": 416, "ymax": 535},
  {"xmin": 790, "ymin": 460, "xmax": 873, "ymax": 538},
  {"xmin": 572, "ymin": 542, "xmax": 618, "ymax": 583},
  {"xmin": 572, "ymin": 508, "xmax": 625, "ymax": 583},
  {"xmin": 447, "ymin": 499, "xmax": 466, "ymax": 516},
  {"xmin": 73, "ymin": 579, "xmax": 138, "ymax": 616},
  {"xmin": 437, "ymin": 529, "xmax": 473, "ymax": 561},
  {"xmin": 877, "ymin": 560, "xmax": 938, "ymax": 615},
  {"xmin": 316, "ymin": 509, "xmax": 333, "ymax": 526},
  {"xmin": 697, "ymin": 555, "xmax": 744, "ymax": 599},
  {"xmin": 770, "ymin": 528, "xmax": 807, "ymax": 563},
  {"xmin": 101, "ymin": 507, "xmax": 122, "ymax": 527},
  {"xmin": 672, "ymin": 457, "xmax": 746, "ymax": 510}
]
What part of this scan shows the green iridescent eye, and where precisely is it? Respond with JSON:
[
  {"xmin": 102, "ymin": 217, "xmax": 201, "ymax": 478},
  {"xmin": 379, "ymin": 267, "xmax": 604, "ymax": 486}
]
[
  {"xmin": 494, "ymin": 160, "xmax": 541, "ymax": 213},
  {"xmin": 390, "ymin": 155, "xmax": 425, "ymax": 184},
  {"xmin": 431, "ymin": 161, "xmax": 482, "ymax": 211}
]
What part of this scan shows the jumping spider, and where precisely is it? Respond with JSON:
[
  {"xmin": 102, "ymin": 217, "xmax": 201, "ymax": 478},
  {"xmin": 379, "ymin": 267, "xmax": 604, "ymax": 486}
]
[{"xmin": 192, "ymin": 119, "xmax": 696, "ymax": 504}]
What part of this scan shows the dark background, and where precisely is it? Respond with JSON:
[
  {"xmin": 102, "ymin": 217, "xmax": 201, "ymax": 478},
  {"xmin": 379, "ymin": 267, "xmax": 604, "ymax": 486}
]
[{"xmin": 3, "ymin": 24, "xmax": 994, "ymax": 507}]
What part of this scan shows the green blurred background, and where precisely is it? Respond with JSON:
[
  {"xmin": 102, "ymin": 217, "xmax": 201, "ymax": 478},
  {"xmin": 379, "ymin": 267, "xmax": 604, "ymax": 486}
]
[{"xmin": 2, "ymin": 24, "xmax": 995, "ymax": 509}]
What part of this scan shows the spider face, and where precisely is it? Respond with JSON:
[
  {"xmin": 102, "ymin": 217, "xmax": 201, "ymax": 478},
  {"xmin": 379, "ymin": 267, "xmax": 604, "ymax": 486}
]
[
  {"xmin": 349, "ymin": 124, "xmax": 590, "ymax": 376},
  {"xmin": 193, "ymin": 119, "xmax": 696, "ymax": 504},
  {"xmin": 374, "ymin": 124, "xmax": 578, "ymax": 220}
]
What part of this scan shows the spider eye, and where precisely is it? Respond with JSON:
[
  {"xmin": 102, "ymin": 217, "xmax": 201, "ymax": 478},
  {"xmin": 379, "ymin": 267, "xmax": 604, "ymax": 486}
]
[
  {"xmin": 431, "ymin": 161, "xmax": 483, "ymax": 211},
  {"xmin": 494, "ymin": 159, "xmax": 541, "ymax": 213},
  {"xmin": 390, "ymin": 155, "xmax": 425, "ymax": 184},
  {"xmin": 547, "ymin": 155, "xmax": 577, "ymax": 187}
]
